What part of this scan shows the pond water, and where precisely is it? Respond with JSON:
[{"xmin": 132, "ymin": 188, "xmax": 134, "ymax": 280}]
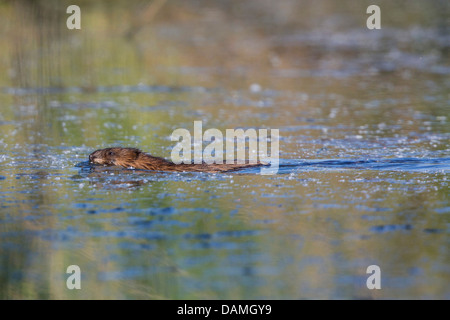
[{"xmin": 0, "ymin": 0, "xmax": 448, "ymax": 299}]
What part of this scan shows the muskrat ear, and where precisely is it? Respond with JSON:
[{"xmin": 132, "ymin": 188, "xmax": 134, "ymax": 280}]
[{"xmin": 131, "ymin": 148, "xmax": 141, "ymax": 159}]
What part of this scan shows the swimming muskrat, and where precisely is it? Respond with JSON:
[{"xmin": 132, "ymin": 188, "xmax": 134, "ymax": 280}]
[{"xmin": 89, "ymin": 147, "xmax": 267, "ymax": 173}]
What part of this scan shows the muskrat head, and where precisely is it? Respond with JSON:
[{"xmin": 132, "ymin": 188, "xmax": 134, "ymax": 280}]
[{"xmin": 89, "ymin": 147, "xmax": 141, "ymax": 167}]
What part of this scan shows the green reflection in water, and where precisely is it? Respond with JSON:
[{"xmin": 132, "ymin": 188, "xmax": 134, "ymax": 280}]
[{"xmin": 0, "ymin": 0, "xmax": 448, "ymax": 299}]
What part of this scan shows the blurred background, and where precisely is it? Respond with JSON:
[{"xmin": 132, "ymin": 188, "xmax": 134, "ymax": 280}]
[{"xmin": 0, "ymin": 0, "xmax": 448, "ymax": 299}]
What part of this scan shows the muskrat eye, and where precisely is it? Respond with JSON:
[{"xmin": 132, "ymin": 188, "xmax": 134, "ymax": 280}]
[{"xmin": 107, "ymin": 151, "xmax": 115, "ymax": 157}]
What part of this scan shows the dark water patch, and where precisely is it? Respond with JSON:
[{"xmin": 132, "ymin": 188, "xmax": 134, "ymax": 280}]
[
  {"xmin": 370, "ymin": 224, "xmax": 413, "ymax": 233},
  {"xmin": 214, "ymin": 265, "xmax": 279, "ymax": 277},
  {"xmin": 356, "ymin": 206, "xmax": 392, "ymax": 212},
  {"xmin": 184, "ymin": 233, "xmax": 213, "ymax": 240},
  {"xmin": 184, "ymin": 230, "xmax": 265, "ymax": 240},
  {"xmin": 215, "ymin": 230, "xmax": 264, "ymax": 238},
  {"xmin": 89, "ymin": 230, "xmax": 167, "ymax": 241},
  {"xmin": 278, "ymin": 158, "xmax": 450, "ymax": 173},
  {"xmin": 361, "ymin": 215, "xmax": 388, "ymax": 221},
  {"xmin": 423, "ymin": 228, "xmax": 444, "ymax": 234},
  {"xmin": 98, "ymin": 265, "xmax": 180, "ymax": 281},
  {"xmin": 0, "ymin": 242, "xmax": 23, "ymax": 250},
  {"xmin": 313, "ymin": 203, "xmax": 347, "ymax": 209},
  {"xmin": 147, "ymin": 207, "xmax": 176, "ymax": 216},
  {"xmin": 98, "ymin": 267, "xmax": 145, "ymax": 281},
  {"xmin": 253, "ymin": 219, "xmax": 277, "ymax": 224},
  {"xmin": 112, "ymin": 242, "xmax": 155, "ymax": 251},
  {"xmin": 129, "ymin": 217, "xmax": 190, "ymax": 228},
  {"xmin": 182, "ymin": 240, "xmax": 256, "ymax": 251}
]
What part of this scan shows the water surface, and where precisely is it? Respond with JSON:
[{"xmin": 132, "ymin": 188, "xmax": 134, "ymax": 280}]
[{"xmin": 0, "ymin": 0, "xmax": 448, "ymax": 299}]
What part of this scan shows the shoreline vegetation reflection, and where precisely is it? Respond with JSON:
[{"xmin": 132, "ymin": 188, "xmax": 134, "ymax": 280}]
[{"xmin": 0, "ymin": 0, "xmax": 448, "ymax": 299}]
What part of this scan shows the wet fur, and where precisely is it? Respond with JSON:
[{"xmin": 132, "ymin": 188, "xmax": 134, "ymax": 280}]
[{"xmin": 89, "ymin": 147, "xmax": 266, "ymax": 173}]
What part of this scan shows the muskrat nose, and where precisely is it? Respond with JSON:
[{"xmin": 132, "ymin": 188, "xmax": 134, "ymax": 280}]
[{"xmin": 89, "ymin": 154, "xmax": 96, "ymax": 162}]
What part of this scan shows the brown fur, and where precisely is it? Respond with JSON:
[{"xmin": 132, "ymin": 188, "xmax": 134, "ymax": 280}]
[{"xmin": 89, "ymin": 147, "xmax": 266, "ymax": 173}]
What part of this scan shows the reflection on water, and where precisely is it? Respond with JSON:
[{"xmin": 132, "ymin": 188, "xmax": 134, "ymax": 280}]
[{"xmin": 0, "ymin": 0, "xmax": 449, "ymax": 299}]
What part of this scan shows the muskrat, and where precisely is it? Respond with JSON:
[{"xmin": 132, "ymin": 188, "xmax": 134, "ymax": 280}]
[{"xmin": 89, "ymin": 147, "xmax": 267, "ymax": 173}]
